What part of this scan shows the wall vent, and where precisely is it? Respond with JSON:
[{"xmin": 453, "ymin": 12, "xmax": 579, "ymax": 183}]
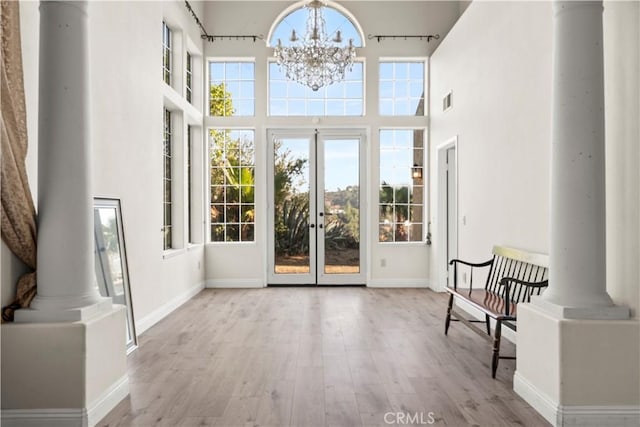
[{"xmin": 443, "ymin": 91, "xmax": 452, "ymax": 112}]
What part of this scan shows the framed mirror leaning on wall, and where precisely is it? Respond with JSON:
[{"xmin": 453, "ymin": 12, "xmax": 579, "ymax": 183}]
[{"xmin": 93, "ymin": 198, "xmax": 137, "ymax": 353}]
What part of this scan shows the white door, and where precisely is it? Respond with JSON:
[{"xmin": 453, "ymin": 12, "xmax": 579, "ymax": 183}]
[
  {"xmin": 267, "ymin": 129, "xmax": 366, "ymax": 285},
  {"xmin": 445, "ymin": 146, "xmax": 457, "ymax": 287}
]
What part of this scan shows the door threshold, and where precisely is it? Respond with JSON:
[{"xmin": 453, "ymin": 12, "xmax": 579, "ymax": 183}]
[{"xmin": 267, "ymin": 284, "xmax": 366, "ymax": 287}]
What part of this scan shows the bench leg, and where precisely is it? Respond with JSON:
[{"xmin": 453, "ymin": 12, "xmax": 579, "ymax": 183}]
[
  {"xmin": 491, "ymin": 320, "xmax": 502, "ymax": 378},
  {"xmin": 485, "ymin": 314, "xmax": 491, "ymax": 335},
  {"xmin": 444, "ymin": 293, "xmax": 454, "ymax": 335}
]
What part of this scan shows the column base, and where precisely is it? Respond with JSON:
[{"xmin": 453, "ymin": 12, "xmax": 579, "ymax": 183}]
[
  {"xmin": 14, "ymin": 297, "xmax": 113, "ymax": 323},
  {"xmin": 1, "ymin": 305, "xmax": 129, "ymax": 427},
  {"xmin": 515, "ymin": 303, "xmax": 640, "ymax": 427},
  {"xmin": 531, "ymin": 295, "xmax": 629, "ymax": 320}
]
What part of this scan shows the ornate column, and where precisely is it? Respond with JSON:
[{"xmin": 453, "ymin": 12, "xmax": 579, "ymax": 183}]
[
  {"xmin": 15, "ymin": 0, "xmax": 109, "ymax": 322},
  {"xmin": 537, "ymin": 0, "xmax": 628, "ymax": 319}
]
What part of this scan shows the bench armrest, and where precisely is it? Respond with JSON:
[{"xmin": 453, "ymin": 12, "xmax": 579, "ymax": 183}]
[
  {"xmin": 448, "ymin": 259, "xmax": 493, "ymax": 268},
  {"xmin": 448, "ymin": 258, "xmax": 493, "ymax": 291},
  {"xmin": 500, "ymin": 277, "xmax": 549, "ymax": 316}
]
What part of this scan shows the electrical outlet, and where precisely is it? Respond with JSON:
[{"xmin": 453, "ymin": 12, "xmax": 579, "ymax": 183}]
[
  {"xmin": 380, "ymin": 258, "xmax": 386, "ymax": 267},
  {"xmin": 198, "ymin": 261, "xmax": 201, "ymax": 270},
  {"xmin": 463, "ymin": 272, "xmax": 467, "ymax": 284}
]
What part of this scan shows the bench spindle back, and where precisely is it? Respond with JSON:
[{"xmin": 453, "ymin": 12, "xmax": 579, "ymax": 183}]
[{"xmin": 485, "ymin": 246, "xmax": 549, "ymax": 305}]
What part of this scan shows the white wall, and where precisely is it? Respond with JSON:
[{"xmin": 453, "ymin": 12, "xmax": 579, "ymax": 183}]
[
  {"xmin": 202, "ymin": 1, "xmax": 462, "ymax": 287},
  {"xmin": 2, "ymin": 1, "xmax": 206, "ymax": 331},
  {"xmin": 429, "ymin": 0, "xmax": 639, "ymax": 318},
  {"xmin": 429, "ymin": 1, "xmax": 552, "ymax": 275},
  {"xmin": 604, "ymin": 0, "xmax": 639, "ymax": 318},
  {"xmin": 88, "ymin": 0, "xmax": 206, "ymax": 326}
]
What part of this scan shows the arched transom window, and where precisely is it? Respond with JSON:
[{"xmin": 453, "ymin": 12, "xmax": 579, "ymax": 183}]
[
  {"xmin": 267, "ymin": 1, "xmax": 366, "ymax": 116},
  {"xmin": 267, "ymin": 1, "xmax": 365, "ymax": 48}
]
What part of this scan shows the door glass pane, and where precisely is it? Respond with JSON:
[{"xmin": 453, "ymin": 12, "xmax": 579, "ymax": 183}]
[
  {"xmin": 274, "ymin": 138, "xmax": 311, "ymax": 274},
  {"xmin": 323, "ymin": 139, "xmax": 360, "ymax": 274}
]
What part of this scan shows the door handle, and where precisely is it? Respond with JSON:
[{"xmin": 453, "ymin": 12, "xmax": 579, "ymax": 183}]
[
  {"xmin": 319, "ymin": 212, "xmax": 324, "ymax": 217},
  {"xmin": 310, "ymin": 224, "xmax": 315, "ymax": 228},
  {"xmin": 318, "ymin": 224, "xmax": 323, "ymax": 229}
]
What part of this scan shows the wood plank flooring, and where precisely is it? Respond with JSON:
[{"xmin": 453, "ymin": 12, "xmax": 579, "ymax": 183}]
[{"xmin": 98, "ymin": 288, "xmax": 549, "ymax": 427}]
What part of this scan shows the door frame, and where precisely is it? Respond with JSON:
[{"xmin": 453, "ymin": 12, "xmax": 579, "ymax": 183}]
[
  {"xmin": 266, "ymin": 127, "xmax": 368, "ymax": 285},
  {"xmin": 436, "ymin": 136, "xmax": 458, "ymax": 291}
]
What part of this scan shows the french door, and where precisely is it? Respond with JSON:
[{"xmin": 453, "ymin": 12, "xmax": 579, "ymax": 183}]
[{"xmin": 267, "ymin": 129, "xmax": 366, "ymax": 285}]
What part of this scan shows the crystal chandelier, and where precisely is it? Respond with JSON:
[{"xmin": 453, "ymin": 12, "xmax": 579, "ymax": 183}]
[{"xmin": 273, "ymin": 0, "xmax": 356, "ymax": 91}]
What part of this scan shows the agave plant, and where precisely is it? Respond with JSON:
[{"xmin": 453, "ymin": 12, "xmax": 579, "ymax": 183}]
[{"xmin": 275, "ymin": 194, "xmax": 309, "ymax": 256}]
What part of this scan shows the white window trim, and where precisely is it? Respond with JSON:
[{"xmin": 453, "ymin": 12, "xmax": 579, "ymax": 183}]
[
  {"xmin": 207, "ymin": 57, "xmax": 257, "ymax": 118},
  {"xmin": 207, "ymin": 127, "xmax": 258, "ymax": 244},
  {"xmin": 378, "ymin": 57, "xmax": 429, "ymax": 118},
  {"xmin": 377, "ymin": 126, "xmax": 428, "ymax": 244},
  {"xmin": 163, "ymin": 108, "xmax": 174, "ymax": 251},
  {"xmin": 162, "ymin": 21, "xmax": 173, "ymax": 86},
  {"xmin": 163, "ymin": 248, "xmax": 186, "ymax": 259},
  {"xmin": 186, "ymin": 52, "xmax": 193, "ymax": 103},
  {"xmin": 267, "ymin": 57, "xmax": 367, "ymax": 117}
]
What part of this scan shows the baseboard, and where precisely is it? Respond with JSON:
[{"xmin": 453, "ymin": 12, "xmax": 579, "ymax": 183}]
[
  {"xmin": 136, "ymin": 281, "xmax": 204, "ymax": 334},
  {"xmin": 513, "ymin": 371, "xmax": 558, "ymax": 425},
  {"xmin": 205, "ymin": 279, "xmax": 264, "ymax": 288},
  {"xmin": 367, "ymin": 278, "xmax": 429, "ymax": 288},
  {"xmin": 0, "ymin": 408, "xmax": 88, "ymax": 427},
  {"xmin": 86, "ymin": 374, "xmax": 129, "ymax": 426},
  {"xmin": 454, "ymin": 298, "xmax": 517, "ymax": 343},
  {"xmin": 558, "ymin": 405, "xmax": 640, "ymax": 426},
  {"xmin": 513, "ymin": 371, "xmax": 640, "ymax": 427},
  {"xmin": 429, "ymin": 284, "xmax": 447, "ymax": 293}
]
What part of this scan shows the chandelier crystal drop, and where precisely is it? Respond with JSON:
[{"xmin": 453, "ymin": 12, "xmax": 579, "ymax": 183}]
[{"xmin": 274, "ymin": 0, "xmax": 356, "ymax": 91}]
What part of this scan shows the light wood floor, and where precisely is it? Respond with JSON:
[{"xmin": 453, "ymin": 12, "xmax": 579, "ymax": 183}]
[{"xmin": 98, "ymin": 288, "xmax": 549, "ymax": 427}]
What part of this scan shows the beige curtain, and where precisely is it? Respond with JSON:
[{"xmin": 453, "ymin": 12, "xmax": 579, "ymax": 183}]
[{"xmin": 1, "ymin": 0, "xmax": 37, "ymax": 321}]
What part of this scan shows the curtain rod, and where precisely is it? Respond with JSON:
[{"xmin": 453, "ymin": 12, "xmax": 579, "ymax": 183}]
[
  {"xmin": 201, "ymin": 35, "xmax": 264, "ymax": 42},
  {"xmin": 184, "ymin": 1, "xmax": 208, "ymax": 37},
  {"xmin": 368, "ymin": 34, "xmax": 440, "ymax": 42}
]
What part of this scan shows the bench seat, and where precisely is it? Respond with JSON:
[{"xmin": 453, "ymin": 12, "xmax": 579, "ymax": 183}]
[
  {"xmin": 446, "ymin": 288, "xmax": 518, "ymax": 320},
  {"xmin": 444, "ymin": 245, "xmax": 548, "ymax": 378}
]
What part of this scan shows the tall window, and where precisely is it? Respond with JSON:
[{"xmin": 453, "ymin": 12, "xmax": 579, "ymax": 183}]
[
  {"xmin": 162, "ymin": 22, "xmax": 172, "ymax": 85},
  {"xmin": 379, "ymin": 61, "xmax": 425, "ymax": 116},
  {"xmin": 186, "ymin": 52, "xmax": 193, "ymax": 103},
  {"xmin": 163, "ymin": 109, "xmax": 173, "ymax": 249},
  {"xmin": 209, "ymin": 61, "xmax": 255, "ymax": 116},
  {"xmin": 268, "ymin": 62, "xmax": 364, "ymax": 116},
  {"xmin": 187, "ymin": 125, "xmax": 193, "ymax": 243},
  {"xmin": 379, "ymin": 129, "xmax": 425, "ymax": 242},
  {"xmin": 210, "ymin": 129, "xmax": 255, "ymax": 242}
]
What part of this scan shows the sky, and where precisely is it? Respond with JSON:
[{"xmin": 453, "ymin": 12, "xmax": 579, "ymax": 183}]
[{"xmin": 277, "ymin": 137, "xmax": 359, "ymax": 194}]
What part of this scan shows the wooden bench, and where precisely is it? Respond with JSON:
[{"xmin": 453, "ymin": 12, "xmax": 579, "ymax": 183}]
[{"xmin": 444, "ymin": 246, "xmax": 549, "ymax": 378}]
